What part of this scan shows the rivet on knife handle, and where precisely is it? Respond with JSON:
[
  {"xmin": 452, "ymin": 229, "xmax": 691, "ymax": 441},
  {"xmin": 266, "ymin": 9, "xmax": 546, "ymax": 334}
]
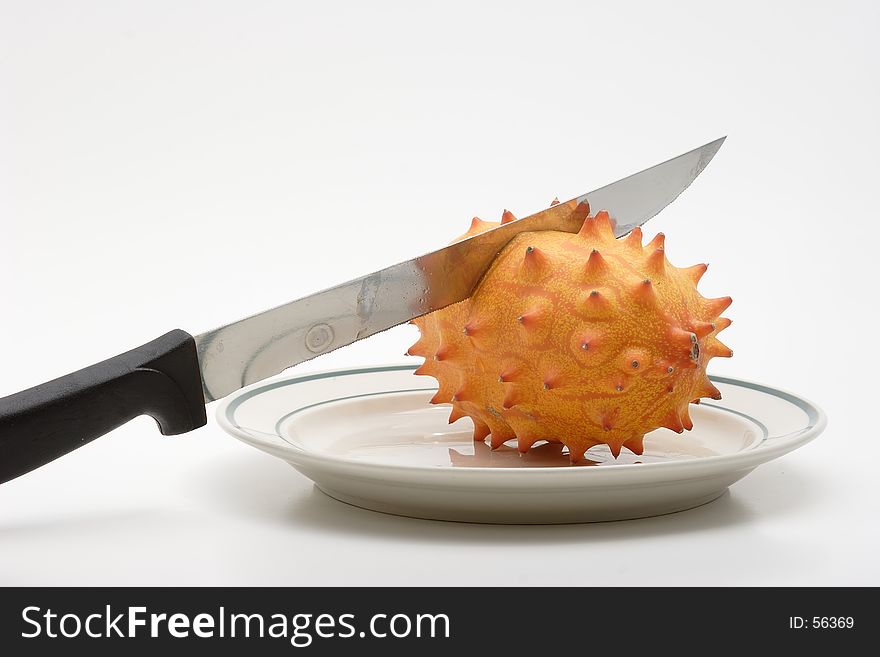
[{"xmin": 0, "ymin": 330, "xmax": 207, "ymax": 484}]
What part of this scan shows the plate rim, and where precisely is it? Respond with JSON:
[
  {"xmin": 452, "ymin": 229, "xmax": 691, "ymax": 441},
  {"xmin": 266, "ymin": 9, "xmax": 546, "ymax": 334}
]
[{"xmin": 216, "ymin": 363, "xmax": 827, "ymax": 479}]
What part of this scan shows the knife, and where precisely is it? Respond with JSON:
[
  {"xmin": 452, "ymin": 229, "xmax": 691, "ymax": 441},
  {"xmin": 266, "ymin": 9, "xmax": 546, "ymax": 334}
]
[{"xmin": 0, "ymin": 137, "xmax": 725, "ymax": 484}]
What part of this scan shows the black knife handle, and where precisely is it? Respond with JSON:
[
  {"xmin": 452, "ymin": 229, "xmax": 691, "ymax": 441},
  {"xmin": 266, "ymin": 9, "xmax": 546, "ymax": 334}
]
[{"xmin": 0, "ymin": 329, "xmax": 207, "ymax": 484}]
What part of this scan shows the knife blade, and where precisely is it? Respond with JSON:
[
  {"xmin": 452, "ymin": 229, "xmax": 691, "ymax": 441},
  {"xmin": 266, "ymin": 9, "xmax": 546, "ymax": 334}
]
[
  {"xmin": 195, "ymin": 136, "xmax": 726, "ymax": 401},
  {"xmin": 0, "ymin": 137, "xmax": 725, "ymax": 484}
]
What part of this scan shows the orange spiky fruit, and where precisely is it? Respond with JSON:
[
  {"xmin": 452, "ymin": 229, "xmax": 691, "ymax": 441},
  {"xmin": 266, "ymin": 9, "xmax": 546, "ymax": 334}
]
[{"xmin": 407, "ymin": 201, "xmax": 733, "ymax": 463}]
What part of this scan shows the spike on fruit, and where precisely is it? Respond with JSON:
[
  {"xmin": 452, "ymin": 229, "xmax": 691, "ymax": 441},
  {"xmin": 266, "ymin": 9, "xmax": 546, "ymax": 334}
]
[
  {"xmin": 430, "ymin": 388, "xmax": 452, "ymax": 404},
  {"xmin": 517, "ymin": 307, "xmax": 544, "ymax": 329},
  {"xmin": 623, "ymin": 226, "xmax": 643, "ymax": 249},
  {"xmin": 646, "ymin": 232, "xmax": 665, "ymax": 251},
  {"xmin": 472, "ymin": 418, "xmax": 491, "ymax": 442},
  {"xmin": 570, "ymin": 201, "xmax": 591, "ymax": 226},
  {"xmin": 568, "ymin": 445, "xmax": 587, "ymax": 463},
  {"xmin": 662, "ymin": 410, "xmax": 684, "ymax": 433},
  {"xmin": 706, "ymin": 340, "xmax": 734, "ymax": 359},
  {"xmin": 549, "ymin": 197, "xmax": 560, "ymax": 206},
  {"xmin": 521, "ymin": 245, "xmax": 550, "ymax": 278},
  {"xmin": 584, "ymin": 249, "xmax": 608, "ymax": 277},
  {"xmin": 624, "ymin": 434, "xmax": 645, "ymax": 456},
  {"xmin": 691, "ymin": 320, "xmax": 715, "ymax": 339},
  {"xmin": 434, "ymin": 343, "xmax": 455, "ymax": 361},
  {"xmin": 577, "ymin": 209, "xmax": 614, "ymax": 240},
  {"xmin": 577, "ymin": 215, "xmax": 598, "ymax": 239},
  {"xmin": 681, "ymin": 406, "xmax": 694, "ymax": 431},
  {"xmin": 683, "ymin": 263, "xmax": 708, "ymax": 284},
  {"xmin": 542, "ymin": 370, "xmax": 563, "ymax": 390},
  {"xmin": 469, "ymin": 217, "xmax": 490, "ymax": 232},
  {"xmin": 577, "ymin": 334, "xmax": 597, "ymax": 352},
  {"xmin": 668, "ymin": 326, "xmax": 697, "ymax": 348},
  {"xmin": 409, "ymin": 200, "xmax": 732, "ymax": 461},
  {"xmin": 498, "ymin": 363, "xmax": 521, "ymax": 383},
  {"xmin": 593, "ymin": 210, "xmax": 614, "ymax": 237},
  {"xmin": 646, "ymin": 247, "xmax": 665, "ymax": 274},
  {"xmin": 517, "ymin": 432, "xmax": 542, "ymax": 454},
  {"xmin": 451, "ymin": 384, "xmax": 476, "ymax": 403},
  {"xmin": 501, "ymin": 209, "xmax": 517, "ymax": 224},
  {"xmin": 634, "ymin": 278, "xmax": 657, "ymax": 305},
  {"xmin": 705, "ymin": 296, "xmax": 733, "ymax": 316},
  {"xmin": 486, "ymin": 418, "xmax": 515, "ymax": 448},
  {"xmin": 698, "ymin": 379, "xmax": 723, "ymax": 400},
  {"xmin": 502, "ymin": 386, "xmax": 527, "ymax": 410},
  {"xmin": 618, "ymin": 348, "xmax": 649, "ymax": 374},
  {"xmin": 599, "ymin": 409, "xmax": 617, "ymax": 432},
  {"xmin": 448, "ymin": 405, "xmax": 465, "ymax": 424},
  {"xmin": 579, "ymin": 289, "xmax": 612, "ymax": 317}
]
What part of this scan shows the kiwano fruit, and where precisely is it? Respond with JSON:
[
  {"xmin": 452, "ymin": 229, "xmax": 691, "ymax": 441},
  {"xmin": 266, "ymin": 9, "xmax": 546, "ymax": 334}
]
[{"xmin": 407, "ymin": 200, "xmax": 732, "ymax": 463}]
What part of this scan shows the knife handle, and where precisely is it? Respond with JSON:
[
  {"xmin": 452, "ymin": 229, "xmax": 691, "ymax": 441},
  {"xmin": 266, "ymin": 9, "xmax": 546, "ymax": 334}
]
[{"xmin": 0, "ymin": 329, "xmax": 207, "ymax": 484}]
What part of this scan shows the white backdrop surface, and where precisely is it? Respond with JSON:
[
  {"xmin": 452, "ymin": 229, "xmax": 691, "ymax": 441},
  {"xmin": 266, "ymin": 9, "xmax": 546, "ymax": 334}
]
[{"xmin": 1, "ymin": 0, "xmax": 877, "ymax": 585}]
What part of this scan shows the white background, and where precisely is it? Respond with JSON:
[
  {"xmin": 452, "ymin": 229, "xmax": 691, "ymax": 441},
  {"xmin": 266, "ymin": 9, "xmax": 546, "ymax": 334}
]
[{"xmin": 1, "ymin": 0, "xmax": 877, "ymax": 585}]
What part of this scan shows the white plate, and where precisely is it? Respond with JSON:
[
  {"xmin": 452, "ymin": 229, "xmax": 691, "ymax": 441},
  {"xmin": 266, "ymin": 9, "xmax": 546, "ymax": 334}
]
[{"xmin": 217, "ymin": 365, "xmax": 826, "ymax": 524}]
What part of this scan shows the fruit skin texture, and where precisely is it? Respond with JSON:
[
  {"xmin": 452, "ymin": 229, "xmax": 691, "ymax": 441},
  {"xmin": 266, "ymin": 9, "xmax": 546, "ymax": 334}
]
[{"xmin": 407, "ymin": 200, "xmax": 733, "ymax": 463}]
